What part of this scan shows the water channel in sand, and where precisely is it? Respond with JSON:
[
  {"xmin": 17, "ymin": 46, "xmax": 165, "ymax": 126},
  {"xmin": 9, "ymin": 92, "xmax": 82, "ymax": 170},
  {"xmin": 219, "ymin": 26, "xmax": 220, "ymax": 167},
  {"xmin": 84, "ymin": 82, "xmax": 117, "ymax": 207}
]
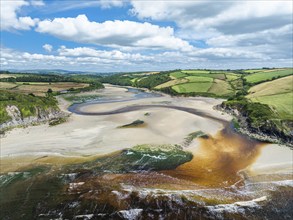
[
  {"xmin": 68, "ymin": 86, "xmax": 265, "ymax": 188},
  {"xmin": 1, "ymin": 85, "xmax": 292, "ymax": 219}
]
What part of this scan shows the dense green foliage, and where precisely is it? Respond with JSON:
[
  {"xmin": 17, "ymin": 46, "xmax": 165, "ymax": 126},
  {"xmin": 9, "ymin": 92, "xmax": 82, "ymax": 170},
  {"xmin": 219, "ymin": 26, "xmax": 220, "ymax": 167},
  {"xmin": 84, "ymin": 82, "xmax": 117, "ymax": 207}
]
[
  {"xmin": 135, "ymin": 74, "xmax": 170, "ymax": 89},
  {"xmin": 0, "ymin": 90, "xmax": 59, "ymax": 124},
  {"xmin": 66, "ymin": 82, "xmax": 104, "ymax": 94},
  {"xmin": 223, "ymin": 99, "xmax": 274, "ymax": 127},
  {"xmin": 0, "ymin": 72, "xmax": 103, "ymax": 124},
  {"xmin": 100, "ymin": 74, "xmax": 133, "ymax": 86},
  {"xmin": 222, "ymin": 98, "xmax": 292, "ymax": 144},
  {"xmin": 0, "ymin": 72, "xmax": 104, "ymax": 88}
]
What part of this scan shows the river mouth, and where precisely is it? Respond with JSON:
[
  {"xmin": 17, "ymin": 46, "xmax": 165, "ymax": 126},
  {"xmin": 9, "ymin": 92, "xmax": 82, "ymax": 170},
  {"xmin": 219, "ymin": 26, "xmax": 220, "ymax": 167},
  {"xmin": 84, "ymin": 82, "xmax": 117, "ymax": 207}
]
[{"xmin": 1, "ymin": 85, "xmax": 292, "ymax": 219}]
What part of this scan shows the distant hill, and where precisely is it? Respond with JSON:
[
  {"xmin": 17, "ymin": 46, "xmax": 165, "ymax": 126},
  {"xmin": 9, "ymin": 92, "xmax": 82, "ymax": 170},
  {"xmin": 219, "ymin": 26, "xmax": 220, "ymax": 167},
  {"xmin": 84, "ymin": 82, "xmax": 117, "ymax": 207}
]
[{"xmin": 0, "ymin": 69, "xmax": 115, "ymax": 76}]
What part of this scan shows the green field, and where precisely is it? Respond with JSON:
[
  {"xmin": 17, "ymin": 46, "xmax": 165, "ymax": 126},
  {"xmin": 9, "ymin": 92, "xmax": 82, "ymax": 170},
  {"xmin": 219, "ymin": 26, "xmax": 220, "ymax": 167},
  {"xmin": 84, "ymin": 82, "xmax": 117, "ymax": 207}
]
[
  {"xmin": 4, "ymin": 82, "xmax": 89, "ymax": 96},
  {"xmin": 172, "ymin": 82, "xmax": 212, "ymax": 93},
  {"xmin": 243, "ymin": 69, "xmax": 266, "ymax": 74},
  {"xmin": 181, "ymin": 70, "xmax": 210, "ymax": 74},
  {"xmin": 249, "ymin": 93, "xmax": 293, "ymax": 120},
  {"xmin": 247, "ymin": 75, "xmax": 293, "ymax": 120},
  {"xmin": 245, "ymin": 68, "xmax": 293, "ymax": 83},
  {"xmin": 208, "ymin": 79, "xmax": 234, "ymax": 96},
  {"xmin": 170, "ymin": 71, "xmax": 188, "ymax": 79},
  {"xmin": 247, "ymin": 76, "xmax": 292, "ymax": 97},
  {"xmin": 225, "ymin": 73, "xmax": 240, "ymax": 81},
  {"xmin": 185, "ymin": 76, "xmax": 214, "ymax": 83},
  {"xmin": 155, "ymin": 78, "xmax": 188, "ymax": 89}
]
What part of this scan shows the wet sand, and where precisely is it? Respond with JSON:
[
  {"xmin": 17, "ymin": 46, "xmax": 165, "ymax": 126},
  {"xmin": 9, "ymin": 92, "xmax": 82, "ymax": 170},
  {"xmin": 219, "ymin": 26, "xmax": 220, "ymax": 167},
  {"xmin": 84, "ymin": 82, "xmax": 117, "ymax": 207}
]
[
  {"xmin": 1, "ymin": 85, "xmax": 292, "ymax": 187},
  {"xmin": 1, "ymin": 85, "xmax": 226, "ymax": 158}
]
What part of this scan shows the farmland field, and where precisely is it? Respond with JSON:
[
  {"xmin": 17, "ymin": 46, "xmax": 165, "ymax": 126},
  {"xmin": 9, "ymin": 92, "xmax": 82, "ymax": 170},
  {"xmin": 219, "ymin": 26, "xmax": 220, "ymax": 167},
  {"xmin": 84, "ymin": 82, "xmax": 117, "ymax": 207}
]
[
  {"xmin": 244, "ymin": 68, "xmax": 292, "ymax": 83},
  {"xmin": 247, "ymin": 76, "xmax": 293, "ymax": 97},
  {"xmin": 243, "ymin": 69, "xmax": 266, "ymax": 74},
  {"xmin": 185, "ymin": 76, "xmax": 213, "ymax": 83},
  {"xmin": 1, "ymin": 82, "xmax": 89, "ymax": 96},
  {"xmin": 225, "ymin": 73, "xmax": 240, "ymax": 81},
  {"xmin": 170, "ymin": 71, "xmax": 188, "ymax": 79},
  {"xmin": 0, "ymin": 82, "xmax": 18, "ymax": 89},
  {"xmin": 249, "ymin": 93, "xmax": 293, "ymax": 120},
  {"xmin": 247, "ymin": 75, "xmax": 293, "ymax": 120},
  {"xmin": 155, "ymin": 78, "xmax": 189, "ymax": 89},
  {"xmin": 172, "ymin": 82, "xmax": 212, "ymax": 93},
  {"xmin": 207, "ymin": 79, "xmax": 234, "ymax": 96},
  {"xmin": 181, "ymin": 70, "xmax": 210, "ymax": 74}
]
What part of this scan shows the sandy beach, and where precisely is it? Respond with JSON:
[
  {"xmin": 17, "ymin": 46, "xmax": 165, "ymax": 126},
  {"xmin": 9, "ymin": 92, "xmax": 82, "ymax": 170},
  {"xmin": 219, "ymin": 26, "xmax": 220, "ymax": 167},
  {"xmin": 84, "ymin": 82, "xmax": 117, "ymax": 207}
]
[
  {"xmin": 1, "ymin": 85, "xmax": 292, "ymax": 179},
  {"xmin": 1, "ymin": 85, "xmax": 227, "ymax": 158}
]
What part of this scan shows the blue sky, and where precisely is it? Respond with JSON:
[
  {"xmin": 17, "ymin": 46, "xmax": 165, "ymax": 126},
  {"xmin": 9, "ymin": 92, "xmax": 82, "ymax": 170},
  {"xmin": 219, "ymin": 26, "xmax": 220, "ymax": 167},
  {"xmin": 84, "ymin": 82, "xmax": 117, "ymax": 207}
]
[{"xmin": 1, "ymin": 0, "xmax": 292, "ymax": 72}]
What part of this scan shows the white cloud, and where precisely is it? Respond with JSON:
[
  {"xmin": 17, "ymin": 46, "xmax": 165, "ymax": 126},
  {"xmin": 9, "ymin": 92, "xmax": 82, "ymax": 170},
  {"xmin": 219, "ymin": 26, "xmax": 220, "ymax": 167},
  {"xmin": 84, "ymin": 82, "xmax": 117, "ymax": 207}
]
[
  {"xmin": 42, "ymin": 44, "xmax": 53, "ymax": 52},
  {"xmin": 57, "ymin": 46, "xmax": 151, "ymax": 61},
  {"xmin": 99, "ymin": 0, "xmax": 124, "ymax": 9},
  {"xmin": 129, "ymin": 0, "xmax": 293, "ymax": 64},
  {"xmin": 36, "ymin": 14, "xmax": 193, "ymax": 51},
  {"xmin": 0, "ymin": 0, "xmax": 42, "ymax": 31},
  {"xmin": 130, "ymin": 0, "xmax": 292, "ymax": 40},
  {"xmin": 30, "ymin": 0, "xmax": 45, "ymax": 6},
  {"xmin": 3, "ymin": 45, "xmax": 292, "ymax": 72},
  {"xmin": 43, "ymin": 0, "xmax": 124, "ymax": 13},
  {"xmin": 207, "ymin": 24, "xmax": 293, "ymax": 47}
]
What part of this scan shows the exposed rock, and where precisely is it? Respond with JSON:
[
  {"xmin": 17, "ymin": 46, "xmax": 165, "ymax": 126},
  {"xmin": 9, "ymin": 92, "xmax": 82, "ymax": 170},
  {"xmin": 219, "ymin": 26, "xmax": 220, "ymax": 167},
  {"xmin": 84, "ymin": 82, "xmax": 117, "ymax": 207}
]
[
  {"xmin": 216, "ymin": 104, "xmax": 293, "ymax": 148},
  {"xmin": 0, "ymin": 105, "xmax": 68, "ymax": 131}
]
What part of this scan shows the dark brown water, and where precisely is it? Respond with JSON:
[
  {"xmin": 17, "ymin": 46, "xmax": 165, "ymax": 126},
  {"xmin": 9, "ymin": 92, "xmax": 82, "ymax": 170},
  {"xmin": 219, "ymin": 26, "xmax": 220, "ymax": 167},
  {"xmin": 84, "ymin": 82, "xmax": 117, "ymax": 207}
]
[{"xmin": 164, "ymin": 125, "xmax": 265, "ymax": 187}]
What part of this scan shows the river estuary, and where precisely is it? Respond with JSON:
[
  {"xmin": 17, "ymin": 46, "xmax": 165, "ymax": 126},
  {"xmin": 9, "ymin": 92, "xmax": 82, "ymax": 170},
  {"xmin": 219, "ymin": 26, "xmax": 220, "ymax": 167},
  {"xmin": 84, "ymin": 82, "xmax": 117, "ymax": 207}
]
[{"xmin": 1, "ymin": 85, "xmax": 292, "ymax": 219}]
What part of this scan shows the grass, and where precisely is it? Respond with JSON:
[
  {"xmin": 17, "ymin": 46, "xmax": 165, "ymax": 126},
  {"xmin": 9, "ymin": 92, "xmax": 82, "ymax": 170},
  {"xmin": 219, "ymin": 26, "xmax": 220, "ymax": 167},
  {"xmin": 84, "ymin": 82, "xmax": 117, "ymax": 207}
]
[
  {"xmin": 155, "ymin": 78, "xmax": 188, "ymax": 89},
  {"xmin": 0, "ymin": 82, "xmax": 18, "ymax": 89},
  {"xmin": 244, "ymin": 68, "xmax": 292, "ymax": 83},
  {"xmin": 0, "ymin": 82, "xmax": 90, "ymax": 96},
  {"xmin": 243, "ymin": 69, "xmax": 266, "ymax": 74},
  {"xmin": 172, "ymin": 82, "xmax": 213, "ymax": 93},
  {"xmin": 181, "ymin": 70, "xmax": 210, "ymax": 74},
  {"xmin": 11, "ymin": 82, "xmax": 89, "ymax": 96},
  {"xmin": 185, "ymin": 76, "xmax": 214, "ymax": 83},
  {"xmin": 249, "ymin": 93, "xmax": 293, "ymax": 120},
  {"xmin": 225, "ymin": 73, "xmax": 240, "ymax": 81},
  {"xmin": 207, "ymin": 79, "xmax": 234, "ymax": 96},
  {"xmin": 170, "ymin": 71, "xmax": 188, "ymax": 79},
  {"xmin": 246, "ymin": 76, "xmax": 293, "ymax": 120},
  {"xmin": 183, "ymin": 72, "xmax": 226, "ymax": 79},
  {"xmin": 247, "ymin": 75, "xmax": 292, "ymax": 97}
]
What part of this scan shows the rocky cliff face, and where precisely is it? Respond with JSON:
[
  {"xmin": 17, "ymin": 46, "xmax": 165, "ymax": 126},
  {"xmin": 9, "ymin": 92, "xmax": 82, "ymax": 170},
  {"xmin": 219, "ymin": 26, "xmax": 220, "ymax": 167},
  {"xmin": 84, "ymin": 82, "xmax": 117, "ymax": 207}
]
[
  {"xmin": 0, "ymin": 105, "xmax": 67, "ymax": 131},
  {"xmin": 217, "ymin": 104, "xmax": 293, "ymax": 148}
]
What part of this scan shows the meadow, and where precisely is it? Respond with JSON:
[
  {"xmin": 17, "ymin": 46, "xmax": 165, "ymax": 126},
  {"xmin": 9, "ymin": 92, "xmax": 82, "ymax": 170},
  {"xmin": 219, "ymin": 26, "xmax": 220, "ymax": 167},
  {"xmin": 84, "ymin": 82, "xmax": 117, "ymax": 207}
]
[
  {"xmin": 244, "ymin": 68, "xmax": 293, "ymax": 84},
  {"xmin": 247, "ymin": 75, "xmax": 293, "ymax": 120}
]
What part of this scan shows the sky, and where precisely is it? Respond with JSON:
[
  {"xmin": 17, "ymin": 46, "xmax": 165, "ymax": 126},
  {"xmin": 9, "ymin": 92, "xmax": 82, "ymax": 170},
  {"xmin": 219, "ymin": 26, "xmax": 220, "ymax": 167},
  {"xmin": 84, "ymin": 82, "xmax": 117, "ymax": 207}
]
[{"xmin": 0, "ymin": 0, "xmax": 292, "ymax": 72}]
